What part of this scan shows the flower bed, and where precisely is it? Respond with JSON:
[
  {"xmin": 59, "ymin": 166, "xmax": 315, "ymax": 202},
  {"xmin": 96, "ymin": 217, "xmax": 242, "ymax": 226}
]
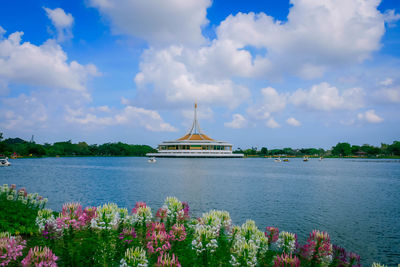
[{"xmin": 0, "ymin": 184, "xmax": 387, "ymax": 266}]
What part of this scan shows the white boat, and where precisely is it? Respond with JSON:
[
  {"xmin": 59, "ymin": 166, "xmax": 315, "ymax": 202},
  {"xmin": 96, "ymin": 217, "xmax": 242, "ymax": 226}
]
[
  {"xmin": 303, "ymin": 157, "xmax": 309, "ymax": 162},
  {"xmin": 148, "ymin": 157, "xmax": 156, "ymax": 163},
  {"xmin": 319, "ymin": 157, "xmax": 323, "ymax": 161},
  {"xmin": 274, "ymin": 158, "xmax": 281, "ymax": 162},
  {"xmin": 0, "ymin": 157, "xmax": 11, "ymax": 166}
]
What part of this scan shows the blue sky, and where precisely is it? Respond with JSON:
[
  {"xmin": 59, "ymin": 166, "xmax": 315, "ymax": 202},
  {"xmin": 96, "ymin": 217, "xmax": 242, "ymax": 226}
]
[{"xmin": 0, "ymin": 0, "xmax": 399, "ymax": 149}]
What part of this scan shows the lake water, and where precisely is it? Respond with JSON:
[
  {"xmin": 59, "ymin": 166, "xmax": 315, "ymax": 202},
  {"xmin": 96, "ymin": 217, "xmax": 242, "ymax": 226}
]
[{"xmin": 1, "ymin": 157, "xmax": 399, "ymax": 266}]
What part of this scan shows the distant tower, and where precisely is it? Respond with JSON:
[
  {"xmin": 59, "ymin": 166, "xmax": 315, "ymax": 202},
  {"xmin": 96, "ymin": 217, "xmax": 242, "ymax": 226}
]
[{"xmin": 30, "ymin": 135, "xmax": 34, "ymax": 143}]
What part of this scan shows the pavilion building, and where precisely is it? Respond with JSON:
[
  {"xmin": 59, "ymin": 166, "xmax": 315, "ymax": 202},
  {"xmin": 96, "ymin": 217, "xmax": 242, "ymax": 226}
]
[{"xmin": 146, "ymin": 104, "xmax": 244, "ymax": 158}]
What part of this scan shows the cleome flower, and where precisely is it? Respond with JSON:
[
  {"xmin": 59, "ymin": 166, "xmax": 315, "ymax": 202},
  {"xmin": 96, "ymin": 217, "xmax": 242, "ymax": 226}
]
[
  {"xmin": 191, "ymin": 210, "xmax": 231, "ymax": 255},
  {"xmin": 21, "ymin": 246, "xmax": 58, "ymax": 267},
  {"xmin": 1, "ymin": 184, "xmax": 47, "ymax": 208},
  {"xmin": 120, "ymin": 247, "xmax": 148, "ymax": 267},
  {"xmin": 169, "ymin": 224, "xmax": 186, "ymax": 242},
  {"xmin": 157, "ymin": 252, "xmax": 181, "ymax": 267},
  {"xmin": 131, "ymin": 202, "xmax": 152, "ymax": 227},
  {"xmin": 119, "ymin": 227, "xmax": 137, "ymax": 244},
  {"xmin": 56, "ymin": 203, "xmax": 98, "ymax": 231},
  {"xmin": 36, "ymin": 209, "xmax": 55, "ymax": 232},
  {"xmin": 156, "ymin": 208, "xmax": 168, "ymax": 221},
  {"xmin": 229, "ymin": 220, "xmax": 269, "ymax": 267},
  {"xmin": 146, "ymin": 222, "xmax": 171, "ymax": 255},
  {"xmin": 273, "ymin": 252, "xmax": 300, "ymax": 267},
  {"xmin": 0, "ymin": 232, "xmax": 26, "ymax": 266},
  {"xmin": 276, "ymin": 231, "xmax": 297, "ymax": 254},
  {"xmin": 300, "ymin": 230, "xmax": 332, "ymax": 267},
  {"xmin": 162, "ymin": 197, "xmax": 189, "ymax": 224},
  {"xmin": 265, "ymin": 227, "xmax": 279, "ymax": 244},
  {"xmin": 91, "ymin": 203, "xmax": 125, "ymax": 230}
]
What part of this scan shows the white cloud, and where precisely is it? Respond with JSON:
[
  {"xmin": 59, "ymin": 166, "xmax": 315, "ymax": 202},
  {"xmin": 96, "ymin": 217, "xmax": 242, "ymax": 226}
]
[
  {"xmin": 266, "ymin": 118, "xmax": 280, "ymax": 128},
  {"xmin": 212, "ymin": 0, "xmax": 385, "ymax": 79},
  {"xmin": 182, "ymin": 106, "xmax": 213, "ymax": 121},
  {"xmin": 357, "ymin": 109, "xmax": 383, "ymax": 123},
  {"xmin": 224, "ymin": 114, "xmax": 247, "ymax": 129},
  {"xmin": 66, "ymin": 105, "xmax": 177, "ymax": 132},
  {"xmin": 383, "ymin": 9, "xmax": 400, "ymax": 27},
  {"xmin": 260, "ymin": 87, "xmax": 287, "ymax": 112},
  {"xmin": 380, "ymin": 77, "xmax": 394, "ymax": 86},
  {"xmin": 0, "ymin": 29, "xmax": 98, "ymax": 91},
  {"xmin": 134, "ymin": 46, "xmax": 250, "ymax": 108},
  {"xmin": 0, "ymin": 94, "xmax": 48, "ymax": 131},
  {"xmin": 88, "ymin": 0, "xmax": 211, "ymax": 46},
  {"xmin": 375, "ymin": 86, "xmax": 400, "ymax": 103},
  {"xmin": 290, "ymin": 82, "xmax": 364, "ymax": 111},
  {"xmin": 125, "ymin": 0, "xmax": 387, "ymax": 115},
  {"xmin": 286, "ymin": 117, "xmax": 301, "ymax": 127},
  {"xmin": 44, "ymin": 7, "xmax": 74, "ymax": 42},
  {"xmin": 247, "ymin": 86, "xmax": 287, "ymax": 121}
]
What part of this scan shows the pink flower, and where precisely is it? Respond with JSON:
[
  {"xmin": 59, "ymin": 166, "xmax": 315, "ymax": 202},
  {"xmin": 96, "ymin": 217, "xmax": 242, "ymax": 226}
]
[
  {"xmin": 57, "ymin": 203, "xmax": 97, "ymax": 230},
  {"xmin": 169, "ymin": 224, "xmax": 186, "ymax": 242},
  {"xmin": 157, "ymin": 252, "xmax": 181, "ymax": 267},
  {"xmin": 300, "ymin": 230, "xmax": 332, "ymax": 264},
  {"xmin": 146, "ymin": 224, "xmax": 171, "ymax": 255},
  {"xmin": 156, "ymin": 208, "xmax": 168, "ymax": 221},
  {"xmin": 21, "ymin": 246, "xmax": 58, "ymax": 267},
  {"xmin": 273, "ymin": 253, "xmax": 300, "ymax": 267},
  {"xmin": 265, "ymin": 226, "xmax": 279, "ymax": 243},
  {"xmin": 0, "ymin": 235, "xmax": 26, "ymax": 266},
  {"xmin": 132, "ymin": 202, "xmax": 147, "ymax": 214}
]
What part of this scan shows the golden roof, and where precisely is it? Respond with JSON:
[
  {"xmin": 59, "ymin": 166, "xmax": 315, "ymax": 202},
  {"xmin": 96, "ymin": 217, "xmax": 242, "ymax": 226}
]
[{"xmin": 177, "ymin": 133, "xmax": 214, "ymax": 141}]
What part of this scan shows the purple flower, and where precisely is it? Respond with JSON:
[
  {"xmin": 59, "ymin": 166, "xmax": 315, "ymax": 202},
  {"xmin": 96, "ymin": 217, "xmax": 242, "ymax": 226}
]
[{"xmin": 119, "ymin": 227, "xmax": 137, "ymax": 244}]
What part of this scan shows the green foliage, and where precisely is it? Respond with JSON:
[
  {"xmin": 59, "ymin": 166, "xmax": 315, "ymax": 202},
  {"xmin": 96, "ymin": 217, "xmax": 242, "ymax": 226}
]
[
  {"xmin": 387, "ymin": 141, "xmax": 400, "ymax": 156},
  {"xmin": 0, "ymin": 135, "xmax": 156, "ymax": 157},
  {"xmin": 0, "ymin": 185, "xmax": 46, "ymax": 235},
  {"xmin": 0, "ymin": 191, "xmax": 372, "ymax": 267},
  {"xmin": 331, "ymin": 142, "xmax": 352, "ymax": 156}
]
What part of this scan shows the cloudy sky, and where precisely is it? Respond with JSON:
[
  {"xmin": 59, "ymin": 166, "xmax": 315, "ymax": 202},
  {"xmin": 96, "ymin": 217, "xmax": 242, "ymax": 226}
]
[{"xmin": 0, "ymin": 0, "xmax": 399, "ymax": 149}]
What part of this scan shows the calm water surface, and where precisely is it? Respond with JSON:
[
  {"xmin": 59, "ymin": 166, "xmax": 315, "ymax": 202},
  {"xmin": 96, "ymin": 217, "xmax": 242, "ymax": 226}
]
[{"xmin": 1, "ymin": 157, "xmax": 399, "ymax": 266}]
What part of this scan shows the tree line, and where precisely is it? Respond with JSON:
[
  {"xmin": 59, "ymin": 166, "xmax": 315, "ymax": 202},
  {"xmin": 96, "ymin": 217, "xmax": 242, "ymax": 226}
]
[
  {"xmin": 0, "ymin": 133, "xmax": 399, "ymax": 158},
  {"xmin": 0, "ymin": 133, "xmax": 156, "ymax": 157},
  {"xmin": 234, "ymin": 141, "xmax": 400, "ymax": 157}
]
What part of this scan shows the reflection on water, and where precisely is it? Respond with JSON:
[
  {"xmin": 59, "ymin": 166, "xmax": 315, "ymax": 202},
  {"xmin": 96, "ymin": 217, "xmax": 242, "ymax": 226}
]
[{"xmin": 1, "ymin": 157, "xmax": 399, "ymax": 266}]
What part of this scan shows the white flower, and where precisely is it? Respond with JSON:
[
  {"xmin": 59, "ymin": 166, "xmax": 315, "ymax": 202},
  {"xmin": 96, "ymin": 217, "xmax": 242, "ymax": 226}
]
[{"xmin": 276, "ymin": 231, "xmax": 297, "ymax": 253}]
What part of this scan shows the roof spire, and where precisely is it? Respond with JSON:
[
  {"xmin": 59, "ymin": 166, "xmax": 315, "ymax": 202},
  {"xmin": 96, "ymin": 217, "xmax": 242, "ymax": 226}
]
[{"xmin": 176, "ymin": 102, "xmax": 214, "ymax": 141}]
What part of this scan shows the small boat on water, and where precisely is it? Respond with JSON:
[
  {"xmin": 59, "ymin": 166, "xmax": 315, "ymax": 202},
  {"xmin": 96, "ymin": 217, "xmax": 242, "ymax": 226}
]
[
  {"xmin": 319, "ymin": 157, "xmax": 323, "ymax": 161},
  {"xmin": 148, "ymin": 157, "xmax": 157, "ymax": 163},
  {"xmin": 283, "ymin": 158, "xmax": 289, "ymax": 162},
  {"xmin": 303, "ymin": 157, "xmax": 309, "ymax": 162},
  {"xmin": 274, "ymin": 158, "xmax": 282, "ymax": 162},
  {"xmin": 0, "ymin": 157, "xmax": 11, "ymax": 167}
]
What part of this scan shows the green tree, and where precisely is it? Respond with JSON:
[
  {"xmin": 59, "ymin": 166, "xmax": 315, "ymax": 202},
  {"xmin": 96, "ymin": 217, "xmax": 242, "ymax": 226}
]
[
  {"xmin": 388, "ymin": 141, "xmax": 400, "ymax": 156},
  {"xmin": 260, "ymin": 147, "xmax": 268, "ymax": 156},
  {"xmin": 332, "ymin": 142, "xmax": 351, "ymax": 156}
]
